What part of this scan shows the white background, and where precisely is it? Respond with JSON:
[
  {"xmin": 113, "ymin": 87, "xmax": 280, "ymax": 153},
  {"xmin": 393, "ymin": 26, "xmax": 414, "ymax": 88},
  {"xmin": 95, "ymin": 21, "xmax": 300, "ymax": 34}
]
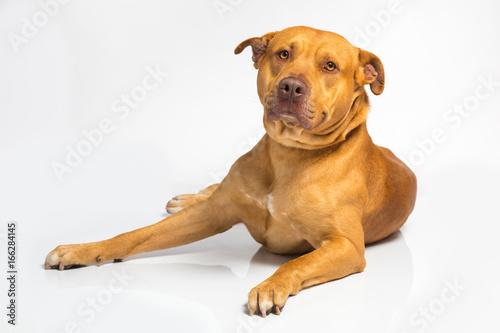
[{"xmin": 1, "ymin": 0, "xmax": 499, "ymax": 332}]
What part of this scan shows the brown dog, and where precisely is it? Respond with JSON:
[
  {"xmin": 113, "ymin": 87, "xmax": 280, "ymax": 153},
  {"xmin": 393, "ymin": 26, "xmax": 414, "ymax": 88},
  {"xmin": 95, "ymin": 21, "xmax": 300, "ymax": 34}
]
[{"xmin": 45, "ymin": 26, "xmax": 417, "ymax": 317}]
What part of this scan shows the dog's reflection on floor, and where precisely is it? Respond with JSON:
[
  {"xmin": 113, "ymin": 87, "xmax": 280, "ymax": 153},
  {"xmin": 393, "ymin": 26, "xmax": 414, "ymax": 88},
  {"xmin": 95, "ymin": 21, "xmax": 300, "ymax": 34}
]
[{"xmin": 44, "ymin": 228, "xmax": 412, "ymax": 332}]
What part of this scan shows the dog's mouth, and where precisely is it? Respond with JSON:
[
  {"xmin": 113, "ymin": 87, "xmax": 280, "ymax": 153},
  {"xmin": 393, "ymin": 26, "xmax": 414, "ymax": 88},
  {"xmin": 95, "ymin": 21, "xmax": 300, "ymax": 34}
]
[{"xmin": 265, "ymin": 94, "xmax": 323, "ymax": 131}]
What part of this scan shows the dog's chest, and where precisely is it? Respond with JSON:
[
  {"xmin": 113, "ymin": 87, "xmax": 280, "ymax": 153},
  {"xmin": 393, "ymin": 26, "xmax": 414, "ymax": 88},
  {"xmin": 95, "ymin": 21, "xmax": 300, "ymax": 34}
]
[{"xmin": 241, "ymin": 191, "xmax": 313, "ymax": 254}]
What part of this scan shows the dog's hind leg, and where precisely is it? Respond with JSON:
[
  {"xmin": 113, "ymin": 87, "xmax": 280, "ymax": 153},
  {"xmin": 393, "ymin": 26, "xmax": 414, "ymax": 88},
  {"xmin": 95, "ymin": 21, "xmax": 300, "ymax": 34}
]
[{"xmin": 166, "ymin": 183, "xmax": 219, "ymax": 214}]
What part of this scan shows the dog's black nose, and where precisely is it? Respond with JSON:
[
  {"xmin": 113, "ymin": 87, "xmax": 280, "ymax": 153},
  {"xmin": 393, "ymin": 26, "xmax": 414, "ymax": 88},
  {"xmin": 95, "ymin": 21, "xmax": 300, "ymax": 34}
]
[{"xmin": 278, "ymin": 77, "xmax": 308, "ymax": 102}]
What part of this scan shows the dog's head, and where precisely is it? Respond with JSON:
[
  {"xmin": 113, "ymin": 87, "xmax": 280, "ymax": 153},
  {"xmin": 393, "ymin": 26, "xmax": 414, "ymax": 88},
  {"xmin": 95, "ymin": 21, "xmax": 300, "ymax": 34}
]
[{"xmin": 235, "ymin": 26, "xmax": 384, "ymax": 149}]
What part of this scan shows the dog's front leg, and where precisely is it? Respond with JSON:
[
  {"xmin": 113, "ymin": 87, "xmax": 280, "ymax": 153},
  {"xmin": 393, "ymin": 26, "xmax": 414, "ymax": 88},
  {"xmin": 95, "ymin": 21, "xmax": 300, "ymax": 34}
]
[
  {"xmin": 248, "ymin": 236, "xmax": 366, "ymax": 317},
  {"xmin": 45, "ymin": 193, "xmax": 239, "ymax": 270}
]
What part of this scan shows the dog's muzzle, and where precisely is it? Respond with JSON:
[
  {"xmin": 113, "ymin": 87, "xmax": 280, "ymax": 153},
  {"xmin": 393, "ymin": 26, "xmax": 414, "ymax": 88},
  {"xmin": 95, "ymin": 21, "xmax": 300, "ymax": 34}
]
[{"xmin": 266, "ymin": 77, "xmax": 317, "ymax": 130}]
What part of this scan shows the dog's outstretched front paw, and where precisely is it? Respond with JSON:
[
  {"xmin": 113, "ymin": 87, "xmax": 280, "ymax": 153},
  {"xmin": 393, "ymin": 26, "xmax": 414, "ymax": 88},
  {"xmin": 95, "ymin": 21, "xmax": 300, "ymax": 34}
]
[
  {"xmin": 44, "ymin": 243, "xmax": 107, "ymax": 270},
  {"xmin": 248, "ymin": 279, "xmax": 292, "ymax": 317}
]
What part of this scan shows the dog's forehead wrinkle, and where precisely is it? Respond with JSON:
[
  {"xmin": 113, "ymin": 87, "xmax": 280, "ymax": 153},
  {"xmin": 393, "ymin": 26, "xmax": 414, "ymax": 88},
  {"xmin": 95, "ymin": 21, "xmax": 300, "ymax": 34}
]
[
  {"xmin": 317, "ymin": 45, "xmax": 342, "ymax": 60},
  {"xmin": 271, "ymin": 39, "xmax": 301, "ymax": 53},
  {"xmin": 278, "ymin": 26, "xmax": 353, "ymax": 46}
]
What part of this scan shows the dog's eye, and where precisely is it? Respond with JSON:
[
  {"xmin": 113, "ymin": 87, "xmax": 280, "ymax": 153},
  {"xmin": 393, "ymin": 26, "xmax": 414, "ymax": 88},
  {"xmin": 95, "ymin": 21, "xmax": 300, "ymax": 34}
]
[
  {"xmin": 325, "ymin": 62, "xmax": 336, "ymax": 71},
  {"xmin": 278, "ymin": 50, "xmax": 289, "ymax": 60}
]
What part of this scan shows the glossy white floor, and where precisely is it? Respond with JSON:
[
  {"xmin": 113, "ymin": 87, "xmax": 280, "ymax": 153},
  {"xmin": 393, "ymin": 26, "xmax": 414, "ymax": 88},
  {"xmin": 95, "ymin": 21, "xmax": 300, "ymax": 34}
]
[
  {"xmin": 2, "ymin": 1, "xmax": 500, "ymax": 332},
  {"xmin": 2, "ymin": 150, "xmax": 499, "ymax": 333}
]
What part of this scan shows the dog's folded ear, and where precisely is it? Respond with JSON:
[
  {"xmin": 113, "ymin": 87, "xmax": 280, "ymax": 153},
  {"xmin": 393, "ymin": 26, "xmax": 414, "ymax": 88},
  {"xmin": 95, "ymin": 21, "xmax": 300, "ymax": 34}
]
[
  {"xmin": 356, "ymin": 49, "xmax": 385, "ymax": 95},
  {"xmin": 234, "ymin": 32, "xmax": 277, "ymax": 69}
]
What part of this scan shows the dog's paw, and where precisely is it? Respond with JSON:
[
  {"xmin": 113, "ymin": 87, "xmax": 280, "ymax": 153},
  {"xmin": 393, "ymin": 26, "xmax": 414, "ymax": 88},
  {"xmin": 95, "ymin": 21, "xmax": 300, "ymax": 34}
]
[
  {"xmin": 44, "ymin": 243, "xmax": 105, "ymax": 270},
  {"xmin": 248, "ymin": 279, "xmax": 292, "ymax": 317},
  {"xmin": 166, "ymin": 193, "xmax": 208, "ymax": 214}
]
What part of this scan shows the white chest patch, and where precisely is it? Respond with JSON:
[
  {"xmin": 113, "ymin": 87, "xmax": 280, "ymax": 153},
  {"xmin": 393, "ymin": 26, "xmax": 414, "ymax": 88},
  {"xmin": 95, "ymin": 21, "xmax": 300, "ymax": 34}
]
[
  {"xmin": 264, "ymin": 194, "xmax": 275, "ymax": 216},
  {"xmin": 244, "ymin": 192, "xmax": 277, "ymax": 217}
]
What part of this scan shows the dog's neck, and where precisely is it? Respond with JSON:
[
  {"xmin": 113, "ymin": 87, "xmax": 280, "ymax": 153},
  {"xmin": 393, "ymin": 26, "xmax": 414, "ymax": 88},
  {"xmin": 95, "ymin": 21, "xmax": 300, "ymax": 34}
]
[{"xmin": 264, "ymin": 88, "xmax": 370, "ymax": 150}]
